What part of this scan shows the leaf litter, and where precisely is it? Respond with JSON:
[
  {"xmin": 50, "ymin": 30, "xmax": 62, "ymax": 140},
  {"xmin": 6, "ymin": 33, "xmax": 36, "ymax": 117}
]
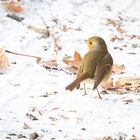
[{"xmin": 0, "ymin": 0, "xmax": 140, "ymax": 140}]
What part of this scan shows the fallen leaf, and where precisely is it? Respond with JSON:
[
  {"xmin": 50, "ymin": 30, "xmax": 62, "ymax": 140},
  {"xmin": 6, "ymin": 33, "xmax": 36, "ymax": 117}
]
[
  {"xmin": 62, "ymin": 55, "xmax": 72, "ymax": 65},
  {"xmin": 60, "ymin": 115, "xmax": 69, "ymax": 120},
  {"xmin": 114, "ymin": 80, "xmax": 123, "ymax": 88},
  {"xmin": 113, "ymin": 46, "xmax": 123, "ymax": 51},
  {"xmin": 74, "ymin": 51, "xmax": 82, "ymax": 63},
  {"xmin": 116, "ymin": 26, "xmax": 126, "ymax": 33},
  {"xmin": 3, "ymin": 1, "xmax": 24, "ymax": 13},
  {"xmin": 118, "ymin": 77, "xmax": 140, "ymax": 88},
  {"xmin": 106, "ymin": 78, "xmax": 113, "ymax": 89},
  {"xmin": 106, "ymin": 18, "xmax": 117, "ymax": 27},
  {"xmin": 62, "ymin": 25, "xmax": 81, "ymax": 32},
  {"xmin": 8, "ymin": 133, "xmax": 17, "ymax": 136},
  {"xmin": 110, "ymin": 35, "xmax": 119, "ymax": 42},
  {"xmin": 17, "ymin": 134, "xmax": 26, "ymax": 139},
  {"xmin": 62, "ymin": 51, "xmax": 82, "ymax": 73},
  {"xmin": 81, "ymin": 128, "xmax": 86, "ymax": 131},
  {"xmin": 112, "ymin": 64, "xmax": 125, "ymax": 74},
  {"xmin": 51, "ymin": 107, "xmax": 60, "ymax": 110},
  {"xmin": 67, "ymin": 110, "xmax": 77, "ymax": 113},
  {"xmin": 0, "ymin": 47, "xmax": 9, "ymax": 73},
  {"xmin": 131, "ymin": 44, "xmax": 139, "ymax": 48},
  {"xmin": 30, "ymin": 132, "xmax": 39, "ymax": 140},
  {"xmin": 65, "ymin": 66, "xmax": 78, "ymax": 74},
  {"xmin": 128, "ymin": 52, "xmax": 136, "ymax": 55},
  {"xmin": 102, "ymin": 136, "xmax": 113, "ymax": 140},
  {"xmin": 28, "ymin": 25, "xmax": 50, "ymax": 37},
  {"xmin": 10, "ymin": 61, "xmax": 16, "ymax": 64},
  {"xmin": 123, "ymin": 99, "xmax": 134, "ymax": 104},
  {"xmin": 111, "ymin": 76, "xmax": 140, "ymax": 92},
  {"xmin": 49, "ymin": 116, "xmax": 58, "ymax": 122},
  {"xmin": 136, "ymin": 35, "xmax": 140, "ymax": 40},
  {"xmin": 23, "ymin": 123, "xmax": 31, "ymax": 129},
  {"xmin": 26, "ymin": 113, "xmax": 38, "ymax": 121},
  {"xmin": 38, "ymin": 59, "xmax": 58, "ymax": 67}
]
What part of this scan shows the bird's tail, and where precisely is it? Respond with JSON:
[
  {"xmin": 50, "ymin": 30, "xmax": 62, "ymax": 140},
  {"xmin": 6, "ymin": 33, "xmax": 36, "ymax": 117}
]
[
  {"xmin": 65, "ymin": 73, "xmax": 88, "ymax": 91},
  {"xmin": 65, "ymin": 79, "xmax": 78, "ymax": 91}
]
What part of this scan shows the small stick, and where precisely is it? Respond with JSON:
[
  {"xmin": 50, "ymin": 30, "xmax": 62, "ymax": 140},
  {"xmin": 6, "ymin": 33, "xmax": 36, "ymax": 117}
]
[
  {"xmin": 38, "ymin": 15, "xmax": 61, "ymax": 51},
  {"xmin": 5, "ymin": 50, "xmax": 42, "ymax": 59},
  {"xmin": 50, "ymin": 33, "xmax": 61, "ymax": 51}
]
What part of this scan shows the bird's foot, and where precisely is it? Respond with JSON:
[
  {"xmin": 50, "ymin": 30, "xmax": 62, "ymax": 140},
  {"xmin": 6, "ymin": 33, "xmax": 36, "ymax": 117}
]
[
  {"xmin": 82, "ymin": 92, "xmax": 88, "ymax": 96},
  {"xmin": 96, "ymin": 88, "xmax": 103, "ymax": 99},
  {"xmin": 98, "ymin": 93, "xmax": 103, "ymax": 99}
]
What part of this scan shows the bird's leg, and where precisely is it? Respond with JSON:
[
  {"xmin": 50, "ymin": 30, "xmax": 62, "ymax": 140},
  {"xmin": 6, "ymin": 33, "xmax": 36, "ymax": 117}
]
[
  {"xmin": 82, "ymin": 82, "xmax": 87, "ymax": 96},
  {"xmin": 96, "ymin": 88, "xmax": 102, "ymax": 99}
]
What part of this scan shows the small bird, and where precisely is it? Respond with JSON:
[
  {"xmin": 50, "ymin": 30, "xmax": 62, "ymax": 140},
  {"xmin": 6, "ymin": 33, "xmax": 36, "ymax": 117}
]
[{"xmin": 65, "ymin": 36, "xmax": 113, "ymax": 99}]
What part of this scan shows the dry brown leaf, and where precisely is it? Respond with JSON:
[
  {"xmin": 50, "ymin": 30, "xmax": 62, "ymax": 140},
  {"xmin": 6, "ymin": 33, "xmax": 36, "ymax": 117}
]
[
  {"xmin": 113, "ymin": 46, "xmax": 123, "ymax": 51},
  {"xmin": 0, "ymin": 47, "xmax": 9, "ymax": 72},
  {"xmin": 136, "ymin": 35, "xmax": 140, "ymax": 40},
  {"xmin": 28, "ymin": 25, "xmax": 61, "ymax": 51},
  {"xmin": 106, "ymin": 78, "xmax": 113, "ymax": 89},
  {"xmin": 62, "ymin": 25, "xmax": 81, "ymax": 32},
  {"xmin": 23, "ymin": 123, "xmax": 31, "ymax": 129},
  {"xmin": 26, "ymin": 113, "xmax": 38, "ymax": 121},
  {"xmin": 51, "ymin": 32, "xmax": 61, "ymax": 51},
  {"xmin": 28, "ymin": 25, "xmax": 50, "ymax": 37},
  {"xmin": 110, "ymin": 35, "xmax": 119, "ymax": 42},
  {"xmin": 62, "ymin": 55, "xmax": 72, "ymax": 65},
  {"xmin": 118, "ymin": 77, "xmax": 140, "ymax": 88},
  {"xmin": 112, "ymin": 64, "xmax": 125, "ymax": 74},
  {"xmin": 93, "ymin": 136, "xmax": 113, "ymax": 140},
  {"xmin": 65, "ymin": 66, "xmax": 78, "ymax": 74},
  {"xmin": 123, "ymin": 99, "xmax": 134, "ymax": 104},
  {"xmin": 3, "ymin": 1, "xmax": 24, "ymax": 13},
  {"xmin": 74, "ymin": 51, "xmax": 82, "ymax": 63},
  {"xmin": 114, "ymin": 80, "xmax": 123, "ymax": 88},
  {"xmin": 60, "ymin": 115, "xmax": 69, "ymax": 120},
  {"xmin": 51, "ymin": 107, "xmax": 60, "ymax": 110},
  {"xmin": 30, "ymin": 132, "xmax": 39, "ymax": 140},
  {"xmin": 102, "ymin": 136, "xmax": 113, "ymax": 140},
  {"xmin": 49, "ymin": 116, "xmax": 58, "ymax": 122},
  {"xmin": 10, "ymin": 61, "xmax": 16, "ymax": 64},
  {"xmin": 111, "ymin": 77, "xmax": 140, "ymax": 91},
  {"xmin": 62, "ymin": 51, "xmax": 82, "ymax": 73},
  {"xmin": 63, "ymin": 51, "xmax": 82, "ymax": 65},
  {"xmin": 37, "ymin": 58, "xmax": 58, "ymax": 67},
  {"xmin": 116, "ymin": 26, "xmax": 126, "ymax": 33},
  {"xmin": 106, "ymin": 18, "xmax": 117, "ymax": 27},
  {"xmin": 106, "ymin": 18, "xmax": 126, "ymax": 34},
  {"xmin": 110, "ymin": 35, "xmax": 124, "ymax": 42}
]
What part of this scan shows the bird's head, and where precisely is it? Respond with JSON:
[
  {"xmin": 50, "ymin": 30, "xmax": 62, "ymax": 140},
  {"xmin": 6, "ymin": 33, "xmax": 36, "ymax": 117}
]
[{"xmin": 88, "ymin": 36, "xmax": 108, "ymax": 52}]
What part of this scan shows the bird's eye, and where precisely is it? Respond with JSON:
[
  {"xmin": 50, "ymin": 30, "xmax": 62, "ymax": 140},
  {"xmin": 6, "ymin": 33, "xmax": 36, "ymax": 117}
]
[{"xmin": 90, "ymin": 42, "xmax": 92, "ymax": 45}]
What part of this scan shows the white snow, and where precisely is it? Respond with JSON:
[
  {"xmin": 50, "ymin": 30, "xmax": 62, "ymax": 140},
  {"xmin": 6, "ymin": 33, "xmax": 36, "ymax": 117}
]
[{"xmin": 0, "ymin": 0, "xmax": 140, "ymax": 139}]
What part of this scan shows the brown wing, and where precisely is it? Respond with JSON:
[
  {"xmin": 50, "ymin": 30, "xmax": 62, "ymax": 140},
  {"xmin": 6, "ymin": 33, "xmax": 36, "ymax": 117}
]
[
  {"xmin": 76, "ymin": 50, "xmax": 99, "ymax": 89},
  {"xmin": 93, "ymin": 52, "xmax": 113, "ymax": 90}
]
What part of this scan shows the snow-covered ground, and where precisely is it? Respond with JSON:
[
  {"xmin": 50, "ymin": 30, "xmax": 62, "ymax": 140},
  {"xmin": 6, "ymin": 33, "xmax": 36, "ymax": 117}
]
[{"xmin": 0, "ymin": 0, "xmax": 140, "ymax": 139}]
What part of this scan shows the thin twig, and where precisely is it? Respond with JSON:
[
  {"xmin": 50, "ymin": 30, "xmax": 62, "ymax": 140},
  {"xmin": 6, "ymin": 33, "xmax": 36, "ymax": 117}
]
[
  {"xmin": 38, "ymin": 15, "xmax": 61, "ymax": 52},
  {"xmin": 5, "ymin": 50, "xmax": 42, "ymax": 59},
  {"xmin": 50, "ymin": 33, "xmax": 61, "ymax": 51},
  {"xmin": 27, "ymin": 25, "xmax": 50, "ymax": 37}
]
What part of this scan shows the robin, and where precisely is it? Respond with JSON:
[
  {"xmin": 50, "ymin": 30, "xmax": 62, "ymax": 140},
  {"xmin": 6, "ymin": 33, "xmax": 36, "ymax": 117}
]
[{"xmin": 65, "ymin": 36, "xmax": 113, "ymax": 99}]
